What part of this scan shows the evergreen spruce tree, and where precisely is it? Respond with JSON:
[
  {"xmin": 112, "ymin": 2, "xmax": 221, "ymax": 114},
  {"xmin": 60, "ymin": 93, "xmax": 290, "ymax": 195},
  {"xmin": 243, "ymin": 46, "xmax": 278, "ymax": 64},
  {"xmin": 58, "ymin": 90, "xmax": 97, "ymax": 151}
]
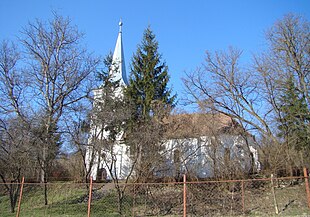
[
  {"xmin": 125, "ymin": 27, "xmax": 176, "ymax": 120},
  {"xmin": 278, "ymin": 74, "xmax": 310, "ymax": 152},
  {"xmin": 125, "ymin": 27, "xmax": 176, "ymax": 181}
]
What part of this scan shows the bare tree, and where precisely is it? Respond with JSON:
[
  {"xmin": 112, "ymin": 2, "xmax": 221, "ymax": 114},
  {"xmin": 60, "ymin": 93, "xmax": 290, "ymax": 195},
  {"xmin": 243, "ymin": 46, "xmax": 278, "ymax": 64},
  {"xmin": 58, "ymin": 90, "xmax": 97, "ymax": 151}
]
[
  {"xmin": 182, "ymin": 14, "xmax": 310, "ymax": 174},
  {"xmin": 254, "ymin": 14, "xmax": 310, "ymax": 172},
  {"xmin": 0, "ymin": 13, "xmax": 99, "ymax": 205},
  {"xmin": 21, "ymin": 13, "xmax": 98, "ymax": 205},
  {"xmin": 0, "ymin": 117, "xmax": 35, "ymax": 213},
  {"xmin": 259, "ymin": 14, "xmax": 310, "ymax": 105},
  {"xmin": 183, "ymin": 47, "xmax": 274, "ymax": 140},
  {"xmin": 0, "ymin": 41, "xmax": 27, "ymax": 213},
  {"xmin": 126, "ymin": 115, "xmax": 169, "ymax": 182},
  {"xmin": 64, "ymin": 100, "xmax": 93, "ymax": 183},
  {"xmin": 0, "ymin": 41, "xmax": 24, "ymax": 118}
]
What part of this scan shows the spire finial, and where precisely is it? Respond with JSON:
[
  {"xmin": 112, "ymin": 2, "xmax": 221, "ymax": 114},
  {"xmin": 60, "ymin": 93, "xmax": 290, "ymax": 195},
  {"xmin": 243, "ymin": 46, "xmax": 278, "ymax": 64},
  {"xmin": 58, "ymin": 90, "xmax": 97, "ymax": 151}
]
[{"xmin": 119, "ymin": 19, "xmax": 123, "ymax": 33}]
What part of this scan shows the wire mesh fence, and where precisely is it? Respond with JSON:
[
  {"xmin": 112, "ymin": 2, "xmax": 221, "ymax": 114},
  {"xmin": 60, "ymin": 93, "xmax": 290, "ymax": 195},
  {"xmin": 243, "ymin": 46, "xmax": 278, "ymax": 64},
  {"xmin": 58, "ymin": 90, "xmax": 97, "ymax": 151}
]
[
  {"xmin": 185, "ymin": 177, "xmax": 309, "ymax": 216},
  {"xmin": 131, "ymin": 182, "xmax": 184, "ymax": 216},
  {"xmin": 243, "ymin": 177, "xmax": 309, "ymax": 216},
  {"xmin": 0, "ymin": 181, "xmax": 89, "ymax": 217},
  {"xmin": 0, "ymin": 174, "xmax": 310, "ymax": 216}
]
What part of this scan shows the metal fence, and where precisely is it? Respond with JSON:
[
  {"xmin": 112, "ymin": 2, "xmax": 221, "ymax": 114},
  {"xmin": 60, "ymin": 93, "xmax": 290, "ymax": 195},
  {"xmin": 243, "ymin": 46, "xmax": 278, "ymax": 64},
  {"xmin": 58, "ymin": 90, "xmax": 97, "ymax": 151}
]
[
  {"xmin": 128, "ymin": 175, "xmax": 310, "ymax": 216},
  {"xmin": 1, "ymin": 170, "xmax": 310, "ymax": 216}
]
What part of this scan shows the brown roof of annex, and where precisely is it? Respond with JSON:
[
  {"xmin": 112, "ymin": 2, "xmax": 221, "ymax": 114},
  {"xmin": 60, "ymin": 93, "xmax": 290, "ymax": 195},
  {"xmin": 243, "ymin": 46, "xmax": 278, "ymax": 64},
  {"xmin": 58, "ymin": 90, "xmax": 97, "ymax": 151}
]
[{"xmin": 165, "ymin": 113, "xmax": 241, "ymax": 139}]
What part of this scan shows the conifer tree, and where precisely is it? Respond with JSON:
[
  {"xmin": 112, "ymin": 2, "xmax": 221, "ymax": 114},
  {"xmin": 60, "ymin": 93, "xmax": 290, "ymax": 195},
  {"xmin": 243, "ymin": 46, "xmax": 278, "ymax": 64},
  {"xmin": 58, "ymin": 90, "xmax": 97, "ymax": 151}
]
[
  {"xmin": 278, "ymin": 74, "xmax": 310, "ymax": 151},
  {"xmin": 125, "ymin": 27, "xmax": 176, "ymax": 120},
  {"xmin": 125, "ymin": 27, "xmax": 176, "ymax": 181}
]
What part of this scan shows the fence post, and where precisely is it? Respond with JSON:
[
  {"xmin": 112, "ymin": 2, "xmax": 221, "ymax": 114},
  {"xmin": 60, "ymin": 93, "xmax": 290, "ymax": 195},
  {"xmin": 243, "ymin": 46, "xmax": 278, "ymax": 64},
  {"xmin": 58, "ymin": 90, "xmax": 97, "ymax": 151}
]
[
  {"xmin": 16, "ymin": 176, "xmax": 25, "ymax": 217},
  {"xmin": 87, "ymin": 176, "xmax": 93, "ymax": 217},
  {"xmin": 241, "ymin": 180, "xmax": 245, "ymax": 214},
  {"xmin": 132, "ymin": 183, "xmax": 135, "ymax": 217},
  {"xmin": 303, "ymin": 167, "xmax": 310, "ymax": 208},
  {"xmin": 270, "ymin": 174, "xmax": 279, "ymax": 215},
  {"xmin": 183, "ymin": 174, "xmax": 186, "ymax": 217}
]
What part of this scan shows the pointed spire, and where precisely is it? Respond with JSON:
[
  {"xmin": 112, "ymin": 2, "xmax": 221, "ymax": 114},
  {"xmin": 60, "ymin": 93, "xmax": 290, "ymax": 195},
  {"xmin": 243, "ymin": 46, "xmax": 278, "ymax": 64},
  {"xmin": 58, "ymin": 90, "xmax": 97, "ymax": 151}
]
[
  {"xmin": 119, "ymin": 19, "xmax": 123, "ymax": 33},
  {"xmin": 110, "ymin": 19, "xmax": 128, "ymax": 86}
]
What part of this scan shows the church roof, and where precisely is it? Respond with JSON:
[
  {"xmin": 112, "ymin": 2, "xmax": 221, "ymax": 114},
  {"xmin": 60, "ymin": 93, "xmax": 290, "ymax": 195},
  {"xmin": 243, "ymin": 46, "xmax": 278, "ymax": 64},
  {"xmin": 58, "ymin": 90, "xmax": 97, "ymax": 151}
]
[
  {"xmin": 165, "ymin": 113, "xmax": 242, "ymax": 139},
  {"xmin": 110, "ymin": 20, "xmax": 128, "ymax": 86}
]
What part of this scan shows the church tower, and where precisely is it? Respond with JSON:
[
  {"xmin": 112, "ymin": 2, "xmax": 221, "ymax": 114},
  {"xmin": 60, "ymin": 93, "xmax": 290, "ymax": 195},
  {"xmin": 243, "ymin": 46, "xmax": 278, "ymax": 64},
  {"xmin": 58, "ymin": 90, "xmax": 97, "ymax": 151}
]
[{"xmin": 86, "ymin": 20, "xmax": 131, "ymax": 181}]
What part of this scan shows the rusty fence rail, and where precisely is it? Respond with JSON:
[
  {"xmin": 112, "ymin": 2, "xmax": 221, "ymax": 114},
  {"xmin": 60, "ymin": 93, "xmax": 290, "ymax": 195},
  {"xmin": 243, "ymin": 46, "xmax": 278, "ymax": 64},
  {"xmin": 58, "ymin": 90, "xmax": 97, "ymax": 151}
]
[{"xmin": 1, "ymin": 172, "xmax": 310, "ymax": 216}]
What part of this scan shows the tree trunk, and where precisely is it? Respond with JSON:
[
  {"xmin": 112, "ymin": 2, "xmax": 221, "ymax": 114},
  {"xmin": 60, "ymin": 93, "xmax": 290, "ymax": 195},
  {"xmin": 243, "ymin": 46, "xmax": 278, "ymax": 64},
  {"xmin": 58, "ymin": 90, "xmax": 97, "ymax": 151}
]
[{"xmin": 9, "ymin": 182, "xmax": 19, "ymax": 213}]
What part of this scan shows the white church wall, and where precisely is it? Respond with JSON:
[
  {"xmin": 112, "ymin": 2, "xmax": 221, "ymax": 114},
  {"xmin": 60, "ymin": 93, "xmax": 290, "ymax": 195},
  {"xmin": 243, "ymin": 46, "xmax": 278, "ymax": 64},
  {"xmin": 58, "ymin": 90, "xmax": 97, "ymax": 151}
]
[
  {"xmin": 86, "ymin": 126, "xmax": 132, "ymax": 181},
  {"xmin": 160, "ymin": 134, "xmax": 259, "ymax": 179},
  {"xmin": 87, "ymin": 133, "xmax": 259, "ymax": 181}
]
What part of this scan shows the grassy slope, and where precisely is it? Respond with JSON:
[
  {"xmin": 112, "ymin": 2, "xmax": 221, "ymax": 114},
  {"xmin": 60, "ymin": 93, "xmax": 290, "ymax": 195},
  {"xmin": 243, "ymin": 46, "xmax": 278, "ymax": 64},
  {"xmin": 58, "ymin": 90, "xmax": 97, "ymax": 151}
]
[
  {"xmin": 0, "ymin": 182, "xmax": 126, "ymax": 217},
  {"xmin": 1, "ymin": 181, "xmax": 310, "ymax": 216}
]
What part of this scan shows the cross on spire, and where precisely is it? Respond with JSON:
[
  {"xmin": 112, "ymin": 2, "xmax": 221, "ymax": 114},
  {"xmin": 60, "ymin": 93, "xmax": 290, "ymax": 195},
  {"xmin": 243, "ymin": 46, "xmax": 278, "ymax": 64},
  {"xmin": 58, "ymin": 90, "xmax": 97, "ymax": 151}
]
[{"xmin": 119, "ymin": 19, "xmax": 123, "ymax": 33}]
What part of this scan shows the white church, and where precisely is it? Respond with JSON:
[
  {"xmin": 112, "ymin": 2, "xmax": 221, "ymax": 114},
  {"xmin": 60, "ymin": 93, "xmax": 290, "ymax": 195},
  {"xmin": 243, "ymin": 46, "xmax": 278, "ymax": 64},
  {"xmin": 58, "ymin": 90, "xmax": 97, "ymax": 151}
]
[{"xmin": 85, "ymin": 21, "xmax": 260, "ymax": 181}]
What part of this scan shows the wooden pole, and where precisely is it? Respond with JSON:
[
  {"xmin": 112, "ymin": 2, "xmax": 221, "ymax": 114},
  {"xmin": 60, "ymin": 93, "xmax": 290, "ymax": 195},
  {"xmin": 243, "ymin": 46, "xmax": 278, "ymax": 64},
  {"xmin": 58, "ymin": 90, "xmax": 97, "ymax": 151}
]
[
  {"xmin": 183, "ymin": 174, "xmax": 186, "ymax": 217},
  {"xmin": 270, "ymin": 174, "xmax": 279, "ymax": 215},
  {"xmin": 132, "ymin": 183, "xmax": 135, "ymax": 217},
  {"xmin": 87, "ymin": 177, "xmax": 93, "ymax": 217},
  {"xmin": 303, "ymin": 167, "xmax": 310, "ymax": 208},
  {"xmin": 16, "ymin": 176, "xmax": 25, "ymax": 217},
  {"xmin": 241, "ymin": 180, "xmax": 245, "ymax": 214}
]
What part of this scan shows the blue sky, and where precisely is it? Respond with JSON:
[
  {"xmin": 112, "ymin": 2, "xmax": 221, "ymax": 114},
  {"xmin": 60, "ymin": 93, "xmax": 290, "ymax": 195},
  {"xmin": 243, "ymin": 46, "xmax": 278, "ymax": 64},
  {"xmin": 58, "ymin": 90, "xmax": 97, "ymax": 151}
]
[{"xmin": 1, "ymin": 0, "xmax": 309, "ymax": 108}]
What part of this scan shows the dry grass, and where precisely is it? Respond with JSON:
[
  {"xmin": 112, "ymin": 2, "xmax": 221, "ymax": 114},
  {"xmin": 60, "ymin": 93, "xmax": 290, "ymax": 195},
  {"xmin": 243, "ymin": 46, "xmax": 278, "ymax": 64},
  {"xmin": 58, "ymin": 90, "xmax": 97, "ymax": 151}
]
[{"xmin": 0, "ymin": 178, "xmax": 310, "ymax": 216}]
